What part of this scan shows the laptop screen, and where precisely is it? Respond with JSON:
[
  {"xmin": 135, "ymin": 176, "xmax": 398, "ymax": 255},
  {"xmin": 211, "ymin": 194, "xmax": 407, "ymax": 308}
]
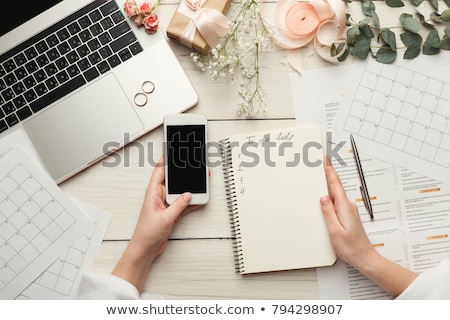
[{"xmin": 0, "ymin": 0, "xmax": 63, "ymax": 37}]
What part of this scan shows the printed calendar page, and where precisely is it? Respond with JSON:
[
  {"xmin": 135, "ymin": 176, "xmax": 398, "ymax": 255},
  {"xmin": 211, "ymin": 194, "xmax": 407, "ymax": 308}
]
[
  {"xmin": 332, "ymin": 56, "xmax": 450, "ymax": 184},
  {"xmin": 17, "ymin": 200, "xmax": 111, "ymax": 300},
  {"xmin": 0, "ymin": 146, "xmax": 91, "ymax": 299}
]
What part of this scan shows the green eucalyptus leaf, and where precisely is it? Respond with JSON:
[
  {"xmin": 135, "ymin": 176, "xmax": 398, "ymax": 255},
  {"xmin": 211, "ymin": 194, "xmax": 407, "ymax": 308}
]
[
  {"xmin": 423, "ymin": 20, "xmax": 436, "ymax": 29},
  {"xmin": 371, "ymin": 9, "xmax": 380, "ymax": 29},
  {"xmin": 431, "ymin": 12, "xmax": 443, "ymax": 23},
  {"xmin": 423, "ymin": 30, "xmax": 441, "ymax": 54},
  {"xmin": 376, "ymin": 44, "xmax": 397, "ymax": 63},
  {"xmin": 445, "ymin": 26, "xmax": 450, "ymax": 38},
  {"xmin": 429, "ymin": 0, "xmax": 439, "ymax": 10},
  {"xmin": 442, "ymin": 10, "xmax": 450, "ymax": 21},
  {"xmin": 338, "ymin": 48, "xmax": 350, "ymax": 62},
  {"xmin": 442, "ymin": 38, "xmax": 450, "ymax": 50},
  {"xmin": 362, "ymin": 1, "xmax": 376, "ymax": 16},
  {"xmin": 346, "ymin": 13, "xmax": 352, "ymax": 26},
  {"xmin": 417, "ymin": 12, "xmax": 425, "ymax": 21},
  {"xmin": 380, "ymin": 28, "xmax": 397, "ymax": 51},
  {"xmin": 400, "ymin": 31, "xmax": 422, "ymax": 46},
  {"xmin": 417, "ymin": 12, "xmax": 436, "ymax": 28},
  {"xmin": 336, "ymin": 42, "xmax": 346, "ymax": 54},
  {"xmin": 359, "ymin": 24, "xmax": 375, "ymax": 38},
  {"xmin": 426, "ymin": 29, "xmax": 441, "ymax": 48},
  {"xmin": 400, "ymin": 32, "xmax": 422, "ymax": 59},
  {"xmin": 411, "ymin": 0, "xmax": 424, "ymax": 5},
  {"xmin": 331, "ymin": 43, "xmax": 337, "ymax": 56},
  {"xmin": 423, "ymin": 44, "xmax": 440, "ymax": 55},
  {"xmin": 386, "ymin": 0, "xmax": 405, "ymax": 7},
  {"xmin": 350, "ymin": 36, "xmax": 371, "ymax": 58},
  {"xmin": 361, "ymin": 17, "xmax": 372, "ymax": 26},
  {"xmin": 404, "ymin": 45, "xmax": 421, "ymax": 59},
  {"xmin": 331, "ymin": 42, "xmax": 346, "ymax": 56},
  {"xmin": 400, "ymin": 13, "xmax": 421, "ymax": 33},
  {"xmin": 347, "ymin": 25, "xmax": 359, "ymax": 44}
]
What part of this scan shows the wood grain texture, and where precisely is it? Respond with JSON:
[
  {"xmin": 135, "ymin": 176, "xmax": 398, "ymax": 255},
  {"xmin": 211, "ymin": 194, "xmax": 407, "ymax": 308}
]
[{"xmin": 92, "ymin": 239, "xmax": 320, "ymax": 299}]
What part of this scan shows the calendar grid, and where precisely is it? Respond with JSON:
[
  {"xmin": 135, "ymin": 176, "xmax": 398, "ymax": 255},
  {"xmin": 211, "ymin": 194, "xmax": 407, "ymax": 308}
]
[
  {"xmin": 343, "ymin": 59, "xmax": 450, "ymax": 168},
  {"xmin": 32, "ymin": 226, "xmax": 93, "ymax": 296},
  {"xmin": 15, "ymin": 222, "xmax": 97, "ymax": 300},
  {"xmin": 0, "ymin": 162, "xmax": 76, "ymax": 291}
]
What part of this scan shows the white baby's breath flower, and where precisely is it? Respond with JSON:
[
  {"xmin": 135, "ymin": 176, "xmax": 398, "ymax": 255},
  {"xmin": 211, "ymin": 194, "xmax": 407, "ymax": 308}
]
[{"xmin": 190, "ymin": 0, "xmax": 272, "ymax": 116}]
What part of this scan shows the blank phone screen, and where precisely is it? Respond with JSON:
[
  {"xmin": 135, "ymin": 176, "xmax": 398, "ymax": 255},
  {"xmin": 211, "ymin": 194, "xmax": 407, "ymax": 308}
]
[{"xmin": 166, "ymin": 125, "xmax": 207, "ymax": 194}]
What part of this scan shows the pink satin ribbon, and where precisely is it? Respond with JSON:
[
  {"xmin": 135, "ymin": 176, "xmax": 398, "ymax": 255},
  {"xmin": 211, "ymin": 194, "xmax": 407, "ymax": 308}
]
[
  {"xmin": 285, "ymin": 3, "xmax": 321, "ymax": 37},
  {"xmin": 271, "ymin": 0, "xmax": 346, "ymax": 72},
  {"xmin": 178, "ymin": 0, "xmax": 230, "ymax": 49}
]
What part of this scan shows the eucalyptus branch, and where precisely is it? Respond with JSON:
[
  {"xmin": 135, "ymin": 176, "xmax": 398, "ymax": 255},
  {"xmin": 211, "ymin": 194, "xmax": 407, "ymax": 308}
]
[{"xmin": 336, "ymin": 0, "xmax": 450, "ymax": 63}]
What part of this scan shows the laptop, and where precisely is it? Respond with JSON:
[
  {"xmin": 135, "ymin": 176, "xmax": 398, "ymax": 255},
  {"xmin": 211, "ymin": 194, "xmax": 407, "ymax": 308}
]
[{"xmin": 0, "ymin": 0, "xmax": 198, "ymax": 183}]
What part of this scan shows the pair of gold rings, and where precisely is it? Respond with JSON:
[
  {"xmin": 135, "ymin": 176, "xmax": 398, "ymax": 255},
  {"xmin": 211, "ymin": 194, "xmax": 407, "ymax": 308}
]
[{"xmin": 133, "ymin": 81, "xmax": 155, "ymax": 107}]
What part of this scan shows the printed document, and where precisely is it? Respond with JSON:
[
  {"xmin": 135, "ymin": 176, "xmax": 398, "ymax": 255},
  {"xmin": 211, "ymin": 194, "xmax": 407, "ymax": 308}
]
[
  {"xmin": 331, "ymin": 55, "xmax": 450, "ymax": 185},
  {"xmin": 291, "ymin": 66, "xmax": 450, "ymax": 299}
]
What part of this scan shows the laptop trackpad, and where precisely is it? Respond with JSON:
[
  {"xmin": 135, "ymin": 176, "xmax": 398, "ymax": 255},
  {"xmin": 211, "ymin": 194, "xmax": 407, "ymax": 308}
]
[{"xmin": 23, "ymin": 74, "xmax": 144, "ymax": 182}]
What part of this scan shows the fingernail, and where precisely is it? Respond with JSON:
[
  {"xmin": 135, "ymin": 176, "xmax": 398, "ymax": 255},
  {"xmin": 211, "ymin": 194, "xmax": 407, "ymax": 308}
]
[
  {"xmin": 183, "ymin": 193, "xmax": 192, "ymax": 202},
  {"xmin": 320, "ymin": 195, "xmax": 330, "ymax": 205}
]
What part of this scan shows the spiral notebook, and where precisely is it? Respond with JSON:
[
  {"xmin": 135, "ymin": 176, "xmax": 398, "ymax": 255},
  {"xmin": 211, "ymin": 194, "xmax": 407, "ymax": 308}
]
[{"xmin": 220, "ymin": 125, "xmax": 336, "ymax": 274}]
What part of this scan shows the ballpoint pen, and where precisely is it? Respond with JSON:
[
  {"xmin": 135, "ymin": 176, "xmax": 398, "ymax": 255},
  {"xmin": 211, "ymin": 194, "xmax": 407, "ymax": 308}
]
[{"xmin": 350, "ymin": 134, "xmax": 374, "ymax": 220}]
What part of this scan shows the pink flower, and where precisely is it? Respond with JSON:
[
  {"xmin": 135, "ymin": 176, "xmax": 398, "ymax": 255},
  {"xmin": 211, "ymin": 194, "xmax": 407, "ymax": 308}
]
[
  {"xmin": 143, "ymin": 13, "xmax": 159, "ymax": 34},
  {"xmin": 123, "ymin": 0, "xmax": 138, "ymax": 17},
  {"xmin": 134, "ymin": 14, "xmax": 144, "ymax": 26},
  {"xmin": 123, "ymin": 0, "xmax": 159, "ymax": 35},
  {"xmin": 138, "ymin": 1, "xmax": 154, "ymax": 15}
]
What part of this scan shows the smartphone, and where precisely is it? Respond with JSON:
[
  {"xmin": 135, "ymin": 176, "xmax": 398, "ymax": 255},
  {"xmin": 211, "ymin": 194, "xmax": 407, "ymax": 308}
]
[{"xmin": 163, "ymin": 114, "xmax": 209, "ymax": 205}]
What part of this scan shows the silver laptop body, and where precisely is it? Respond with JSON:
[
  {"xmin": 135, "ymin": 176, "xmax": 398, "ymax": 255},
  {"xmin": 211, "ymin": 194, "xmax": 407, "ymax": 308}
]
[{"xmin": 0, "ymin": 0, "xmax": 198, "ymax": 182}]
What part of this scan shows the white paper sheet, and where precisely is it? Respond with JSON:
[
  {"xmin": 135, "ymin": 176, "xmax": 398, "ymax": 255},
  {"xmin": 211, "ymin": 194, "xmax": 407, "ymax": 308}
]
[
  {"xmin": 0, "ymin": 145, "xmax": 92, "ymax": 299},
  {"xmin": 290, "ymin": 66, "xmax": 450, "ymax": 300},
  {"xmin": 318, "ymin": 232, "xmax": 450, "ymax": 300},
  {"xmin": 16, "ymin": 200, "xmax": 111, "ymax": 300},
  {"xmin": 331, "ymin": 55, "xmax": 450, "ymax": 185}
]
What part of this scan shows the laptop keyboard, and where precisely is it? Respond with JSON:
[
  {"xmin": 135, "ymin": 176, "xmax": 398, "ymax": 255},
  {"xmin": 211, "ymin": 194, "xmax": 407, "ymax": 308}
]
[{"xmin": 0, "ymin": 0, "xmax": 143, "ymax": 134}]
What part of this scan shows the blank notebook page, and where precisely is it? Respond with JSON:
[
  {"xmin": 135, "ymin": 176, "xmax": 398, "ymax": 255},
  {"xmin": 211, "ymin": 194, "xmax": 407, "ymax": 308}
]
[{"xmin": 221, "ymin": 125, "xmax": 336, "ymax": 274}]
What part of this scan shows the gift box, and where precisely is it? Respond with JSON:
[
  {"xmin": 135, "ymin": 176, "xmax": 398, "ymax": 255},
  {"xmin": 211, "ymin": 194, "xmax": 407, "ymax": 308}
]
[{"xmin": 167, "ymin": 0, "xmax": 232, "ymax": 54}]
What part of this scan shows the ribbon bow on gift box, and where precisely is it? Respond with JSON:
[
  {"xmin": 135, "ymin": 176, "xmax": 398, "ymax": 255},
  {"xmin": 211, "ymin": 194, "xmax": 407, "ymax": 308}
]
[{"xmin": 178, "ymin": 0, "xmax": 230, "ymax": 49}]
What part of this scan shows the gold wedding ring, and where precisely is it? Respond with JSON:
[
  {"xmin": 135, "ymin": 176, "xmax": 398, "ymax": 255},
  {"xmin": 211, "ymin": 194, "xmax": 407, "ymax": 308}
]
[
  {"xmin": 142, "ymin": 80, "xmax": 155, "ymax": 94},
  {"xmin": 134, "ymin": 92, "xmax": 148, "ymax": 107},
  {"xmin": 133, "ymin": 81, "xmax": 156, "ymax": 107}
]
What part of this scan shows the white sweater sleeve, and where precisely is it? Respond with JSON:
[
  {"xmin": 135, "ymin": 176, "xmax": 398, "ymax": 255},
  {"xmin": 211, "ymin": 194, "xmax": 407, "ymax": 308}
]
[
  {"xmin": 75, "ymin": 273, "xmax": 141, "ymax": 299},
  {"xmin": 396, "ymin": 259, "xmax": 450, "ymax": 300},
  {"xmin": 75, "ymin": 273, "xmax": 165, "ymax": 300}
]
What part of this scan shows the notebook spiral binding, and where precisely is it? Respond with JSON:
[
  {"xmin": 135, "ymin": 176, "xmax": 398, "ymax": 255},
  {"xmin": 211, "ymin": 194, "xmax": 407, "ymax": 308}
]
[{"xmin": 219, "ymin": 138, "xmax": 245, "ymax": 274}]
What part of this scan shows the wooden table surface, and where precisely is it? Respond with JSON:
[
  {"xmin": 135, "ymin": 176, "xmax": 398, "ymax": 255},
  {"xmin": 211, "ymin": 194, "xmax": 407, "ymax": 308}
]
[{"xmin": 59, "ymin": 0, "xmax": 448, "ymax": 299}]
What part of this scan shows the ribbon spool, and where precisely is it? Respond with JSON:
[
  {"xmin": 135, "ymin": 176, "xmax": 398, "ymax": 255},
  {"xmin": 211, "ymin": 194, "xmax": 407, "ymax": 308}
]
[
  {"xmin": 285, "ymin": 3, "xmax": 321, "ymax": 38},
  {"xmin": 270, "ymin": 0, "xmax": 347, "ymax": 72}
]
